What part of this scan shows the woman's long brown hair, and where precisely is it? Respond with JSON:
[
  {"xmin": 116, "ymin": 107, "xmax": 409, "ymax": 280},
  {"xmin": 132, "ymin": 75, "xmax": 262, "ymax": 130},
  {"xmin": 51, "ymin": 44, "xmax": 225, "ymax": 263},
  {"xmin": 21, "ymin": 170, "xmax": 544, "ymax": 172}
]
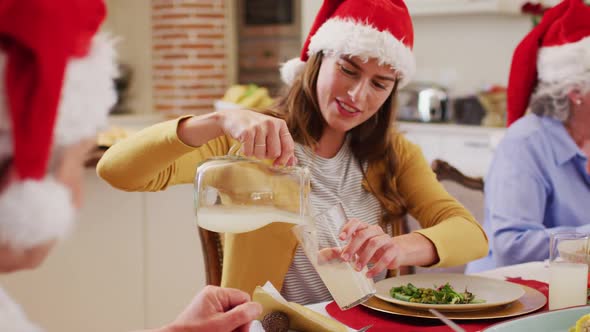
[{"xmin": 266, "ymin": 52, "xmax": 408, "ymax": 223}]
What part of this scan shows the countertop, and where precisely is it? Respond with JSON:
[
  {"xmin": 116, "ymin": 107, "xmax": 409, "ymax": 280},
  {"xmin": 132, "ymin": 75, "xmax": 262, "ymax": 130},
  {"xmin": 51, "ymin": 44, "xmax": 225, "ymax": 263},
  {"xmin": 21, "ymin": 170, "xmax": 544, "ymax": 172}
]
[
  {"xmin": 85, "ymin": 113, "xmax": 507, "ymax": 168},
  {"xmin": 107, "ymin": 113, "xmax": 506, "ymax": 133}
]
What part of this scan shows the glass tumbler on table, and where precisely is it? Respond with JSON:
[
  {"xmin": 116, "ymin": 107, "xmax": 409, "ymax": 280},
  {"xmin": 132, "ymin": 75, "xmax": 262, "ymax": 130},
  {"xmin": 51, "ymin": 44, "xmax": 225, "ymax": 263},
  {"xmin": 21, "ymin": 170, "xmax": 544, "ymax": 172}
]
[
  {"xmin": 548, "ymin": 232, "xmax": 589, "ymax": 310},
  {"xmin": 292, "ymin": 203, "xmax": 376, "ymax": 310}
]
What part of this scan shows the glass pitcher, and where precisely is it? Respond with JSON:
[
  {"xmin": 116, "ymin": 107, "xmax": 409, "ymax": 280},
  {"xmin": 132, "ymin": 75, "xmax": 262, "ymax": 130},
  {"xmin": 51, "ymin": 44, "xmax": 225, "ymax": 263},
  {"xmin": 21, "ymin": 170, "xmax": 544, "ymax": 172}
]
[{"xmin": 194, "ymin": 156, "xmax": 311, "ymax": 233}]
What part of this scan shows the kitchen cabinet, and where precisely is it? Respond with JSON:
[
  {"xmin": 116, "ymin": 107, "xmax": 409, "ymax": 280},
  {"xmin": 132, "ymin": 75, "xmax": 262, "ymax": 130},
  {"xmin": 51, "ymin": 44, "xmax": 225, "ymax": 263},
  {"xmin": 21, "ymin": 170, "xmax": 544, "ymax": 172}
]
[
  {"xmin": 143, "ymin": 185, "xmax": 205, "ymax": 328},
  {"xmin": 398, "ymin": 122, "xmax": 505, "ymax": 177},
  {"xmin": 236, "ymin": 0, "xmax": 301, "ymax": 95}
]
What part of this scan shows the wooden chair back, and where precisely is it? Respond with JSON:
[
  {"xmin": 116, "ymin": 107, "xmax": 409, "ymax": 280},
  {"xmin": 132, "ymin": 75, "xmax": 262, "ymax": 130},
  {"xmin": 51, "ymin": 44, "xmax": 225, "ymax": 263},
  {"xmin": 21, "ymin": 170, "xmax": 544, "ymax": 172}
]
[
  {"xmin": 409, "ymin": 159, "xmax": 485, "ymax": 275},
  {"xmin": 198, "ymin": 227, "xmax": 223, "ymax": 286},
  {"xmin": 431, "ymin": 159, "xmax": 484, "ymax": 192}
]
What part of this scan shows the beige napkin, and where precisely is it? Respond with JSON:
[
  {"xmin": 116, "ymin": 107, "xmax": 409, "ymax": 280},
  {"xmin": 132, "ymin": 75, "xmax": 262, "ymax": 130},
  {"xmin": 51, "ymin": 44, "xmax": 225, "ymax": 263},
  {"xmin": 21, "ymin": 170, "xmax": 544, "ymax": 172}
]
[{"xmin": 252, "ymin": 281, "xmax": 349, "ymax": 332}]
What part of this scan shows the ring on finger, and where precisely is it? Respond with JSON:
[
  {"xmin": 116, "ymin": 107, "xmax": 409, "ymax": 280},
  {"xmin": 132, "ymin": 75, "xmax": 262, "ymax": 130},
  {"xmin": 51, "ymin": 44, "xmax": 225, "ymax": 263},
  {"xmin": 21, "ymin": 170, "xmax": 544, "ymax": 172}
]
[{"xmin": 254, "ymin": 143, "xmax": 266, "ymax": 147}]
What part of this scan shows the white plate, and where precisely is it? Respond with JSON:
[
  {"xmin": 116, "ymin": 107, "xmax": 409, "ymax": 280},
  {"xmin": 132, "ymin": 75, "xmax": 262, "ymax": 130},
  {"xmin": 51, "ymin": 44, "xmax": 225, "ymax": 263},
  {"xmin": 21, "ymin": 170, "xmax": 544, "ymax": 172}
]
[{"xmin": 374, "ymin": 273, "xmax": 525, "ymax": 312}]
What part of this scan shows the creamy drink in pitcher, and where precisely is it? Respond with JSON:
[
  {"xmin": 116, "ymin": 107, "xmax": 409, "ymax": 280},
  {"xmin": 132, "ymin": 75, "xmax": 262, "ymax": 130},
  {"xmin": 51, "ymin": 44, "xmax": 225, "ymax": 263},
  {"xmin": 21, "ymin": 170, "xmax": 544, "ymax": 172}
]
[
  {"xmin": 197, "ymin": 205, "xmax": 308, "ymax": 233},
  {"xmin": 194, "ymin": 157, "xmax": 311, "ymax": 234}
]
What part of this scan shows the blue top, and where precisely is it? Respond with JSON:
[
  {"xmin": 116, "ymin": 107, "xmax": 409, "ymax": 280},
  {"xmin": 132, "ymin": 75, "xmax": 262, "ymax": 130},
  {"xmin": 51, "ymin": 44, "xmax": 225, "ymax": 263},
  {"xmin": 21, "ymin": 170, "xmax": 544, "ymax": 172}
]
[{"xmin": 466, "ymin": 114, "xmax": 590, "ymax": 273}]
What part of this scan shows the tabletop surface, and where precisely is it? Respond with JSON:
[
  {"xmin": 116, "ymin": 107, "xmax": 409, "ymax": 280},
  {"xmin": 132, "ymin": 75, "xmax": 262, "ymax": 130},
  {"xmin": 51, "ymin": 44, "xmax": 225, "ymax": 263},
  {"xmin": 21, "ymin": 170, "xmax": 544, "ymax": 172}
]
[
  {"xmin": 250, "ymin": 261, "xmax": 549, "ymax": 331},
  {"xmin": 307, "ymin": 261, "xmax": 548, "ymax": 315}
]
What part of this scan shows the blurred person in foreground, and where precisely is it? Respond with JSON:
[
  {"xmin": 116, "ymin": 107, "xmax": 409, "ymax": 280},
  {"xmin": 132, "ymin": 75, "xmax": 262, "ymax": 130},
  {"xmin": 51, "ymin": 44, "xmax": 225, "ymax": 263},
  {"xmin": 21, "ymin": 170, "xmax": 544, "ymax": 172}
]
[
  {"xmin": 0, "ymin": 0, "xmax": 260, "ymax": 331},
  {"xmin": 467, "ymin": 0, "xmax": 590, "ymax": 273}
]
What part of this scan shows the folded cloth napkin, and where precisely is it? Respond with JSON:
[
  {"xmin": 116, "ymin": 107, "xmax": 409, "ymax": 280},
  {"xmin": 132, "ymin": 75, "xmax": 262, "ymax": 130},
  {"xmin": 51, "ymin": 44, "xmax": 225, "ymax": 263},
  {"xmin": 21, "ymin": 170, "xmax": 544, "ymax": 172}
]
[
  {"xmin": 252, "ymin": 281, "xmax": 349, "ymax": 332},
  {"xmin": 325, "ymin": 277, "xmax": 549, "ymax": 332}
]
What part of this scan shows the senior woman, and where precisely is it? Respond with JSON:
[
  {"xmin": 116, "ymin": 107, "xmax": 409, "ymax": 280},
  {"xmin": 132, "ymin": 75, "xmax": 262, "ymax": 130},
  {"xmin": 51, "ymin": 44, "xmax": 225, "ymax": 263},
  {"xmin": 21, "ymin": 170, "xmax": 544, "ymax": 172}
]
[{"xmin": 467, "ymin": 0, "xmax": 590, "ymax": 273}]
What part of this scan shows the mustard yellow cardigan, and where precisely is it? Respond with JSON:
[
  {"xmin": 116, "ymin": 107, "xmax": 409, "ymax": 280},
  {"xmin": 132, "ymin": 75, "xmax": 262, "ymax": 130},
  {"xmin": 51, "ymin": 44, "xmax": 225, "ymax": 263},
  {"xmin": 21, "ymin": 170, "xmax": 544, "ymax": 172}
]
[{"xmin": 97, "ymin": 117, "xmax": 488, "ymax": 294}]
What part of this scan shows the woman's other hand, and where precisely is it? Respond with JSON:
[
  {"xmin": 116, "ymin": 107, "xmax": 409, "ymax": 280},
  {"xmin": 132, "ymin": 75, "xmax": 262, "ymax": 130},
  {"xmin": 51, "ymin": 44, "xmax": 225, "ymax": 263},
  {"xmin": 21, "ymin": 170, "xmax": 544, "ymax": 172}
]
[
  {"xmin": 217, "ymin": 109, "xmax": 297, "ymax": 166},
  {"xmin": 339, "ymin": 219, "xmax": 438, "ymax": 278}
]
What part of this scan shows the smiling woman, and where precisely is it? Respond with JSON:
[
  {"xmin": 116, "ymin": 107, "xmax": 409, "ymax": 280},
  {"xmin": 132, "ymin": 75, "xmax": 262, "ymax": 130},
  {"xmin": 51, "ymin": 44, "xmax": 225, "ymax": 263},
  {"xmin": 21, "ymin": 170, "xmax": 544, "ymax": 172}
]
[{"xmin": 97, "ymin": 0, "xmax": 488, "ymax": 306}]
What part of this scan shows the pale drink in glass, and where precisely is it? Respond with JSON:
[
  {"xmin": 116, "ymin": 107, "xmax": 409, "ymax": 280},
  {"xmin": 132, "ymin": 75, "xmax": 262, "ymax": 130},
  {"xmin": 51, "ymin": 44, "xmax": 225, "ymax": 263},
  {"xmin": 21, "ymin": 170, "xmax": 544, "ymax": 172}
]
[{"xmin": 548, "ymin": 232, "xmax": 589, "ymax": 310}]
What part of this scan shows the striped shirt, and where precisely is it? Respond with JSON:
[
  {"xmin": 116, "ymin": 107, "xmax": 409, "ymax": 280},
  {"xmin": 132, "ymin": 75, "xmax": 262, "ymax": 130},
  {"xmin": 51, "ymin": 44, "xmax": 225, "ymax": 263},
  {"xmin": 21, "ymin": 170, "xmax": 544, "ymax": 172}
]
[{"xmin": 281, "ymin": 139, "xmax": 387, "ymax": 304}]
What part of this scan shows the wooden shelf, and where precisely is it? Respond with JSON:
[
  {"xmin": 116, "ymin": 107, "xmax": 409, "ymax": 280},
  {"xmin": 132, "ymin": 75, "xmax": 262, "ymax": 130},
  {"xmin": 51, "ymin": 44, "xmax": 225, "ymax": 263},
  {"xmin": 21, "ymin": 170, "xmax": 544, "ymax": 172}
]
[{"xmin": 236, "ymin": 0, "xmax": 301, "ymax": 95}]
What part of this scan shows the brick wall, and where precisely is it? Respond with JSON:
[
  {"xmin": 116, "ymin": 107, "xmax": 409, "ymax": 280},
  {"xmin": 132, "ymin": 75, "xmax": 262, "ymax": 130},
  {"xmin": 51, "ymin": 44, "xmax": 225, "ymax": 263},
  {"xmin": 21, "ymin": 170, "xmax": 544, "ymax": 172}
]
[{"xmin": 152, "ymin": 0, "xmax": 227, "ymax": 115}]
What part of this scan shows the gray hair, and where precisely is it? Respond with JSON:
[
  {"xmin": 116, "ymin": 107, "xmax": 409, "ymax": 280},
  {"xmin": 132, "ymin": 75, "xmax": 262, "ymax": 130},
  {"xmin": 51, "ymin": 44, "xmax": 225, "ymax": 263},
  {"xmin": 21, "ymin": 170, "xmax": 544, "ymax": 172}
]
[{"xmin": 529, "ymin": 79, "xmax": 590, "ymax": 122}]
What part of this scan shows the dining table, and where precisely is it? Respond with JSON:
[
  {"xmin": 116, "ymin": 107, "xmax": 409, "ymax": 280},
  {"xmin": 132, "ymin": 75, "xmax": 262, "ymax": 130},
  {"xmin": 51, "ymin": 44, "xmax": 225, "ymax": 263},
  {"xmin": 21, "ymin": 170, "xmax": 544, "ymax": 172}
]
[{"xmin": 303, "ymin": 261, "xmax": 551, "ymax": 332}]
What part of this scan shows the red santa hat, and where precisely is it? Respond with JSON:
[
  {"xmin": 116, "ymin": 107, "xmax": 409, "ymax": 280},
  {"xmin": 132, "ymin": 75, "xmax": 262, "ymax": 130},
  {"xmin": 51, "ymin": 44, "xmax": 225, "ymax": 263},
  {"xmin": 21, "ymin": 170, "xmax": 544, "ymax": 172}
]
[
  {"xmin": 0, "ymin": 0, "xmax": 118, "ymax": 249},
  {"xmin": 280, "ymin": 0, "xmax": 416, "ymax": 88},
  {"xmin": 507, "ymin": 0, "xmax": 590, "ymax": 126}
]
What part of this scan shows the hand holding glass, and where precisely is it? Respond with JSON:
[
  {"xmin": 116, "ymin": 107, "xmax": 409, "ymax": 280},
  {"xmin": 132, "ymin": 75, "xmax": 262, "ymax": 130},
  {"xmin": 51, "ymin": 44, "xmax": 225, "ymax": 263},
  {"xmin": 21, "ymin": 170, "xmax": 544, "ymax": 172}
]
[{"xmin": 293, "ymin": 204, "xmax": 376, "ymax": 310}]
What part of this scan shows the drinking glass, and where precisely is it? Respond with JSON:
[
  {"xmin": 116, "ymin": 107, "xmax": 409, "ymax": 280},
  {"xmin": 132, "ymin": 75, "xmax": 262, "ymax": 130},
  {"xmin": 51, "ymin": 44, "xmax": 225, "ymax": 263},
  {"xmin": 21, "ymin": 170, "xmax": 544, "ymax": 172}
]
[
  {"xmin": 548, "ymin": 232, "xmax": 589, "ymax": 310},
  {"xmin": 292, "ymin": 203, "xmax": 376, "ymax": 310}
]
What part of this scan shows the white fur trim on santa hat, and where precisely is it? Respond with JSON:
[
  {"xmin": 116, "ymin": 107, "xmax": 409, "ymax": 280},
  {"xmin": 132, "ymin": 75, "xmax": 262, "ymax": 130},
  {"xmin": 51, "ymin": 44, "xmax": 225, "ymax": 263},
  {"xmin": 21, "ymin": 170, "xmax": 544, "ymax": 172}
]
[
  {"xmin": 308, "ymin": 18, "xmax": 416, "ymax": 88},
  {"xmin": 0, "ymin": 288, "xmax": 42, "ymax": 332},
  {"xmin": 0, "ymin": 177, "xmax": 74, "ymax": 250},
  {"xmin": 54, "ymin": 33, "xmax": 118, "ymax": 146},
  {"xmin": 280, "ymin": 58, "xmax": 306, "ymax": 86},
  {"xmin": 538, "ymin": 36, "xmax": 590, "ymax": 84}
]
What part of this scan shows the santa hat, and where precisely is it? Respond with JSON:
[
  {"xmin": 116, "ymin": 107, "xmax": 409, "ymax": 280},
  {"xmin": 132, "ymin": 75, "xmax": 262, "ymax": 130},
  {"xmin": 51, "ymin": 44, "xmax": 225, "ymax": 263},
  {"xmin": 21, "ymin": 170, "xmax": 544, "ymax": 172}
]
[
  {"xmin": 507, "ymin": 0, "xmax": 590, "ymax": 126},
  {"xmin": 280, "ymin": 0, "xmax": 416, "ymax": 88},
  {"xmin": 0, "ymin": 0, "xmax": 118, "ymax": 249}
]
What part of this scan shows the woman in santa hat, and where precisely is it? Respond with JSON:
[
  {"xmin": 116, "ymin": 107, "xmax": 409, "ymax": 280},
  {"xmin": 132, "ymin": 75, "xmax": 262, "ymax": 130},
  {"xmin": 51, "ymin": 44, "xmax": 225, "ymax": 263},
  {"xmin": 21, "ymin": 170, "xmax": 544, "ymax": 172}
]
[
  {"xmin": 98, "ymin": 0, "xmax": 488, "ymax": 304},
  {"xmin": 0, "ymin": 0, "xmax": 261, "ymax": 331},
  {"xmin": 466, "ymin": 0, "xmax": 590, "ymax": 273}
]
